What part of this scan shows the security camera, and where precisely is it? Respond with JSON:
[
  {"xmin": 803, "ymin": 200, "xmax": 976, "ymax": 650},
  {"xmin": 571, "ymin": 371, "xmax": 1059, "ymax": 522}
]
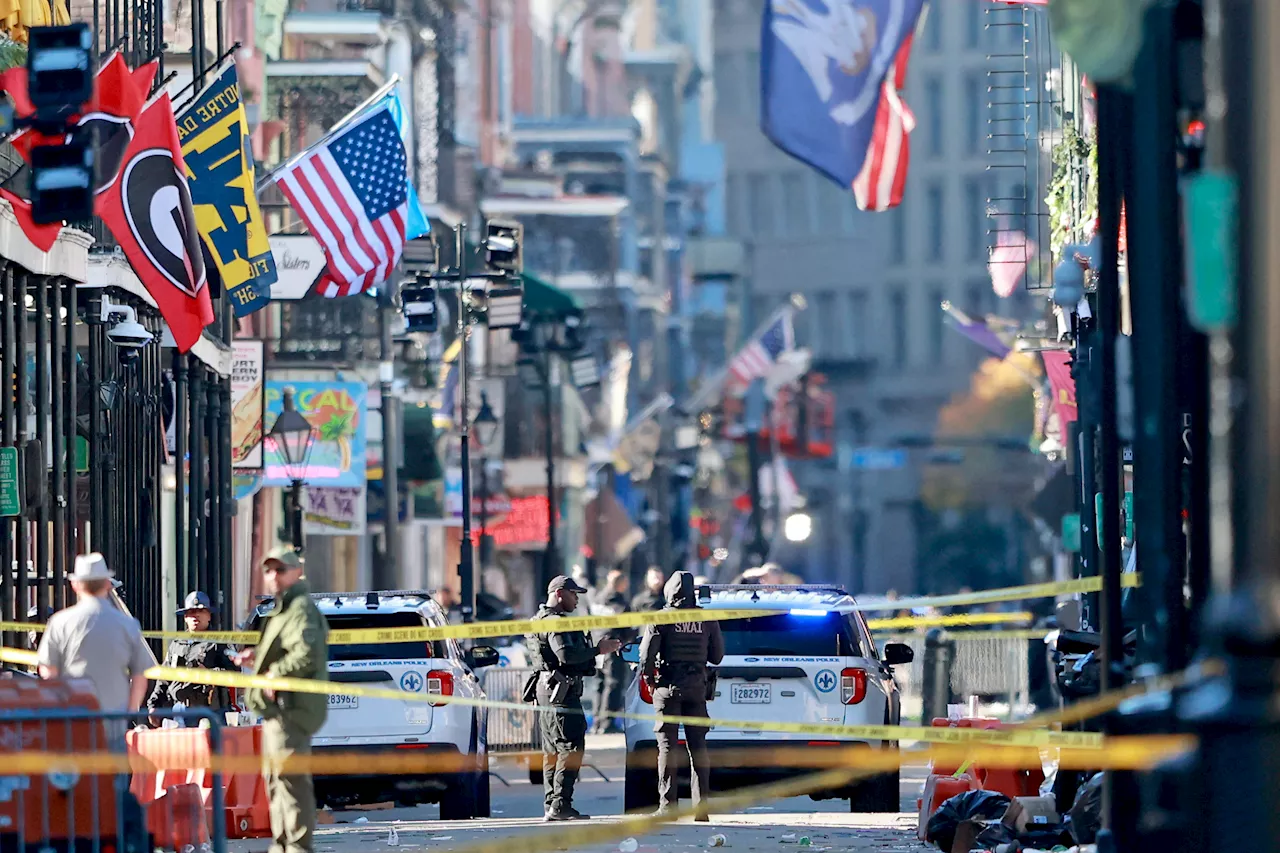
[{"xmin": 100, "ymin": 297, "xmax": 152, "ymax": 350}]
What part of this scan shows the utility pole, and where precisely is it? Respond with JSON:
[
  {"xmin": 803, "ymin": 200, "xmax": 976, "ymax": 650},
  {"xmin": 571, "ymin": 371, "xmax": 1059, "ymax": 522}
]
[
  {"xmin": 377, "ymin": 284, "xmax": 401, "ymax": 589},
  {"xmin": 455, "ymin": 224, "xmax": 476, "ymax": 623},
  {"xmin": 543, "ymin": 353, "xmax": 557, "ymax": 588},
  {"xmin": 743, "ymin": 379, "xmax": 769, "ymax": 566}
]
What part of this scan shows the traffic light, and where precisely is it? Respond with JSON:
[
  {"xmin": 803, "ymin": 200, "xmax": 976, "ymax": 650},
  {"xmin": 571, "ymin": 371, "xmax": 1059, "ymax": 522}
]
[
  {"xmin": 400, "ymin": 276, "xmax": 438, "ymax": 333},
  {"xmin": 24, "ymin": 24, "xmax": 94, "ymax": 223},
  {"xmin": 483, "ymin": 219, "xmax": 522, "ymax": 273},
  {"xmin": 27, "ymin": 25, "xmax": 92, "ymax": 115},
  {"xmin": 30, "ymin": 135, "xmax": 92, "ymax": 223}
]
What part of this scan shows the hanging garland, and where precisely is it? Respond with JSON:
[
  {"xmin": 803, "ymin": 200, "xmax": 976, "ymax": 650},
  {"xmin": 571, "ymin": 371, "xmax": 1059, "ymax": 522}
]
[{"xmin": 1045, "ymin": 122, "xmax": 1097, "ymax": 260}]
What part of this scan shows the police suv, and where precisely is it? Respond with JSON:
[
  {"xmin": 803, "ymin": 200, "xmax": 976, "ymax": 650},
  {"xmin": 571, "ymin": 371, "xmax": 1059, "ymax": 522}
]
[
  {"xmin": 245, "ymin": 590, "xmax": 498, "ymax": 818},
  {"xmin": 621, "ymin": 584, "xmax": 913, "ymax": 813}
]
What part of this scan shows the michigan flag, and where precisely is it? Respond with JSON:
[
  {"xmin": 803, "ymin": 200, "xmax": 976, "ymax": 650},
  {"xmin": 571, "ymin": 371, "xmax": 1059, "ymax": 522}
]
[{"xmin": 177, "ymin": 60, "xmax": 278, "ymax": 316}]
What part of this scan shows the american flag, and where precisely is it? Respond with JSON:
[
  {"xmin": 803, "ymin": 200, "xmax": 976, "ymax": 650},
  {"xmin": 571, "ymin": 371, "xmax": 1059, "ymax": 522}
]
[
  {"xmin": 852, "ymin": 33, "xmax": 916, "ymax": 211},
  {"xmin": 727, "ymin": 314, "xmax": 793, "ymax": 388},
  {"xmin": 275, "ymin": 104, "xmax": 410, "ymax": 297}
]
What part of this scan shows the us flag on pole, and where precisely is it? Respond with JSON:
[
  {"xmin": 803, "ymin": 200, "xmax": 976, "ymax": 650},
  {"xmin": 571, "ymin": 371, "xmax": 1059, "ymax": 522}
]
[
  {"xmin": 274, "ymin": 103, "xmax": 410, "ymax": 297},
  {"xmin": 727, "ymin": 314, "xmax": 794, "ymax": 388},
  {"xmin": 852, "ymin": 33, "xmax": 916, "ymax": 212}
]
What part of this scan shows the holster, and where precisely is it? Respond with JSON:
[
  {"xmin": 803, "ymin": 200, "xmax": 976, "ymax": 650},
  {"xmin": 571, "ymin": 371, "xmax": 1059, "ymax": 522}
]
[
  {"xmin": 705, "ymin": 667, "xmax": 718, "ymax": 702},
  {"xmin": 546, "ymin": 671, "xmax": 576, "ymax": 705}
]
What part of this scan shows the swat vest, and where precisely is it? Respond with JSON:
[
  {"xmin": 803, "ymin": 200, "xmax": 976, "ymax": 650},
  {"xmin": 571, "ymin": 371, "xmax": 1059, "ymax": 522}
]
[{"xmin": 654, "ymin": 618, "xmax": 714, "ymax": 669}]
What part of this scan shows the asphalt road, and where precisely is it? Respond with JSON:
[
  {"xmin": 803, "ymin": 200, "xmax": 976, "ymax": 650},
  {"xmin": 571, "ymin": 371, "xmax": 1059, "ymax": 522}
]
[{"xmin": 231, "ymin": 737, "xmax": 933, "ymax": 853}]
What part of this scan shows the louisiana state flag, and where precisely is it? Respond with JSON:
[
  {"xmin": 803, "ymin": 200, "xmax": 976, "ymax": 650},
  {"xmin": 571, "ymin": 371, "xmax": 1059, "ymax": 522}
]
[{"xmin": 176, "ymin": 60, "xmax": 278, "ymax": 316}]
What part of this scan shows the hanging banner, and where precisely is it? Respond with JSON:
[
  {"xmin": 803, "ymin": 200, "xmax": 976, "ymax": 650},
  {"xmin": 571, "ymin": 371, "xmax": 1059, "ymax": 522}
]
[
  {"xmin": 263, "ymin": 381, "xmax": 367, "ymax": 487},
  {"xmin": 177, "ymin": 60, "xmax": 278, "ymax": 315},
  {"xmin": 230, "ymin": 340, "xmax": 264, "ymax": 469},
  {"xmin": 1042, "ymin": 351, "xmax": 1079, "ymax": 427},
  {"xmin": 304, "ymin": 486, "xmax": 368, "ymax": 536}
]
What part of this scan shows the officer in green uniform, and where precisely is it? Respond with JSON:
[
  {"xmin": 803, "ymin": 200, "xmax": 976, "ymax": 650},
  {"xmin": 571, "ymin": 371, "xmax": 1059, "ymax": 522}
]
[
  {"xmin": 233, "ymin": 547, "xmax": 329, "ymax": 853},
  {"xmin": 530, "ymin": 575, "xmax": 622, "ymax": 821}
]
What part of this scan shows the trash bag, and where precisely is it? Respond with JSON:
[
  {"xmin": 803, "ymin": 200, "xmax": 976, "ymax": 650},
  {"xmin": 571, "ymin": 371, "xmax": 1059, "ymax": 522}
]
[
  {"xmin": 925, "ymin": 789, "xmax": 1012, "ymax": 852},
  {"xmin": 1068, "ymin": 771, "xmax": 1105, "ymax": 844}
]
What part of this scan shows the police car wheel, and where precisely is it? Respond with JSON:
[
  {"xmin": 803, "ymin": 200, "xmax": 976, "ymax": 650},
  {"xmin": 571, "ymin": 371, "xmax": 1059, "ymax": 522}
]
[
  {"xmin": 849, "ymin": 763, "xmax": 901, "ymax": 813},
  {"xmin": 624, "ymin": 764, "xmax": 659, "ymax": 812}
]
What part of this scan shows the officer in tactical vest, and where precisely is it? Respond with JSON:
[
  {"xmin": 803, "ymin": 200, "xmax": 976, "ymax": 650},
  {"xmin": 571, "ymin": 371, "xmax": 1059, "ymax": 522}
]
[
  {"xmin": 639, "ymin": 571, "xmax": 724, "ymax": 819},
  {"xmin": 529, "ymin": 575, "xmax": 622, "ymax": 821},
  {"xmin": 147, "ymin": 591, "xmax": 239, "ymax": 726}
]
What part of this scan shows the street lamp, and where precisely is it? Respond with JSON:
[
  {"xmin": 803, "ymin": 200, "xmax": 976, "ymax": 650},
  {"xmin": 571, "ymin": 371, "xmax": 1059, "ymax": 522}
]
[
  {"xmin": 473, "ymin": 391, "xmax": 500, "ymax": 572},
  {"xmin": 268, "ymin": 388, "xmax": 316, "ymax": 551}
]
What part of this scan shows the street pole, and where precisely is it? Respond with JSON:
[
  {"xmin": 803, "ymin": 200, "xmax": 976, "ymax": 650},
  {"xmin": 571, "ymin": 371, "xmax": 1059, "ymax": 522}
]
[
  {"xmin": 743, "ymin": 378, "xmax": 769, "ymax": 565},
  {"xmin": 289, "ymin": 479, "xmax": 304, "ymax": 551},
  {"xmin": 1126, "ymin": 0, "xmax": 1186, "ymax": 672},
  {"xmin": 543, "ymin": 353, "xmax": 557, "ymax": 588},
  {"xmin": 478, "ymin": 456, "xmax": 490, "ymax": 573},
  {"xmin": 378, "ymin": 285, "xmax": 401, "ymax": 589},
  {"xmin": 456, "ymin": 224, "xmax": 476, "ymax": 623}
]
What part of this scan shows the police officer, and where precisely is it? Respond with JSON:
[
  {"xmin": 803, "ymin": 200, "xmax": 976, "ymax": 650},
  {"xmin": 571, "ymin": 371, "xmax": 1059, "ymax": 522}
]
[
  {"xmin": 147, "ymin": 591, "xmax": 238, "ymax": 726},
  {"xmin": 639, "ymin": 571, "xmax": 724, "ymax": 820},
  {"xmin": 530, "ymin": 575, "xmax": 622, "ymax": 821}
]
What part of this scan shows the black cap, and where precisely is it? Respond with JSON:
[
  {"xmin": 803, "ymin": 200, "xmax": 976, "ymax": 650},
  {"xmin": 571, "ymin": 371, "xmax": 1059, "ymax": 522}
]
[
  {"xmin": 548, "ymin": 575, "xmax": 589, "ymax": 595},
  {"xmin": 178, "ymin": 591, "xmax": 215, "ymax": 615}
]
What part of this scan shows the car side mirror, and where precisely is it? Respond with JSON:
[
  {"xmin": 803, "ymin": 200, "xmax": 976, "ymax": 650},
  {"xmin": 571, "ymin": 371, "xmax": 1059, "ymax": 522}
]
[
  {"xmin": 467, "ymin": 645, "xmax": 501, "ymax": 669},
  {"xmin": 883, "ymin": 642, "xmax": 914, "ymax": 666},
  {"xmin": 620, "ymin": 641, "xmax": 640, "ymax": 664}
]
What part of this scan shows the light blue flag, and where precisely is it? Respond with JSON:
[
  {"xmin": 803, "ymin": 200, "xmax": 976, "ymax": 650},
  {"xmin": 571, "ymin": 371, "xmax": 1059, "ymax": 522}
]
[{"xmin": 385, "ymin": 90, "xmax": 430, "ymax": 240}]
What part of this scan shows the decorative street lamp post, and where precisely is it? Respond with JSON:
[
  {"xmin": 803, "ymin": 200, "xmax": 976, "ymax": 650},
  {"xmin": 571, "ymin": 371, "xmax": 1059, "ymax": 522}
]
[
  {"xmin": 268, "ymin": 388, "xmax": 316, "ymax": 551},
  {"xmin": 473, "ymin": 391, "xmax": 500, "ymax": 575}
]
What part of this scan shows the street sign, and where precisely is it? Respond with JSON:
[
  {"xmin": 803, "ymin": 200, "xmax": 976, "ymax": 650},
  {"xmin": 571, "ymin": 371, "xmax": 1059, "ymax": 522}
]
[
  {"xmin": 75, "ymin": 436, "xmax": 89, "ymax": 473},
  {"xmin": 1062, "ymin": 513, "xmax": 1082, "ymax": 553},
  {"xmin": 848, "ymin": 448, "xmax": 908, "ymax": 471},
  {"xmin": 0, "ymin": 447, "xmax": 22, "ymax": 517}
]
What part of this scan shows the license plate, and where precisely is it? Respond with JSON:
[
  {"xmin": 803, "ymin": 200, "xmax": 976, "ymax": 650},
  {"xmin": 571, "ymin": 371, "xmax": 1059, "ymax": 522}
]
[
  {"xmin": 730, "ymin": 683, "xmax": 771, "ymax": 704},
  {"xmin": 328, "ymin": 694, "xmax": 358, "ymax": 710}
]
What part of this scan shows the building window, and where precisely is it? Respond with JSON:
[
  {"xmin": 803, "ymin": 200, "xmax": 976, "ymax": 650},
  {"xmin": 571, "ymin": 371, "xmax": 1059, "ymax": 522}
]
[
  {"xmin": 850, "ymin": 290, "xmax": 868, "ymax": 357},
  {"xmin": 749, "ymin": 173, "xmax": 773, "ymax": 235},
  {"xmin": 967, "ymin": 2, "xmax": 983, "ymax": 47},
  {"xmin": 925, "ymin": 2, "xmax": 942, "ymax": 51},
  {"xmin": 928, "ymin": 286, "xmax": 945, "ymax": 364},
  {"xmin": 967, "ymin": 282, "xmax": 986, "ymax": 317},
  {"xmin": 716, "ymin": 52, "xmax": 738, "ymax": 116},
  {"xmin": 727, "ymin": 173, "xmax": 746, "ymax": 235},
  {"xmin": 965, "ymin": 75, "xmax": 983, "ymax": 155},
  {"xmin": 926, "ymin": 76, "xmax": 943, "ymax": 156},
  {"xmin": 817, "ymin": 292, "xmax": 840, "ymax": 355},
  {"xmin": 889, "ymin": 208, "xmax": 905, "ymax": 265},
  {"xmin": 927, "ymin": 182, "xmax": 944, "ymax": 261},
  {"xmin": 782, "ymin": 172, "xmax": 811, "ymax": 236},
  {"xmin": 890, "ymin": 289, "xmax": 908, "ymax": 368},
  {"xmin": 745, "ymin": 52, "xmax": 761, "ymax": 117},
  {"xmin": 965, "ymin": 178, "xmax": 986, "ymax": 260}
]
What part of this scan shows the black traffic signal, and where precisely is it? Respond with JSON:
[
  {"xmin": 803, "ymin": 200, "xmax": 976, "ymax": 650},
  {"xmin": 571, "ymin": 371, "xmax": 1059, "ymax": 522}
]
[
  {"xmin": 401, "ymin": 276, "xmax": 437, "ymax": 333},
  {"xmin": 483, "ymin": 219, "xmax": 522, "ymax": 273}
]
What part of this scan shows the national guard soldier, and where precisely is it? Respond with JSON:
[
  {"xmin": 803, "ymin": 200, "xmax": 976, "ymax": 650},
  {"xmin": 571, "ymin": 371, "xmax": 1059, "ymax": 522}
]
[
  {"xmin": 639, "ymin": 571, "xmax": 724, "ymax": 820},
  {"xmin": 529, "ymin": 575, "xmax": 622, "ymax": 821},
  {"xmin": 147, "ymin": 591, "xmax": 239, "ymax": 726}
]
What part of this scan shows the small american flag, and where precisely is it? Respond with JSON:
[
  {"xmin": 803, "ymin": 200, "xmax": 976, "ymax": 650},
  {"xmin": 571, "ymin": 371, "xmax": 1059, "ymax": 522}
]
[
  {"xmin": 727, "ymin": 314, "xmax": 793, "ymax": 388},
  {"xmin": 275, "ymin": 104, "xmax": 410, "ymax": 297},
  {"xmin": 852, "ymin": 33, "xmax": 916, "ymax": 212}
]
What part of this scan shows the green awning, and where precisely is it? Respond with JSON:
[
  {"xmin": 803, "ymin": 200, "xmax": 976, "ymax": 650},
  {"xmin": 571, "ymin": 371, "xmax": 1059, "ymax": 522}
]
[{"xmin": 521, "ymin": 271, "xmax": 580, "ymax": 319}]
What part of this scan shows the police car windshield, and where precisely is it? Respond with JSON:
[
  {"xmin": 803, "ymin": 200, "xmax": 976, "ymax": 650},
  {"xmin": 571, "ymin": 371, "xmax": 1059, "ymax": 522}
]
[
  {"xmin": 719, "ymin": 612, "xmax": 861, "ymax": 657},
  {"xmin": 325, "ymin": 613, "xmax": 449, "ymax": 661}
]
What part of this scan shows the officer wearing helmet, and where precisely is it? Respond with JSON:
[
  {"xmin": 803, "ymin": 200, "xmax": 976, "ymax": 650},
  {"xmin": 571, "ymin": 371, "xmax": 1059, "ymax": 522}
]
[{"xmin": 147, "ymin": 591, "xmax": 239, "ymax": 726}]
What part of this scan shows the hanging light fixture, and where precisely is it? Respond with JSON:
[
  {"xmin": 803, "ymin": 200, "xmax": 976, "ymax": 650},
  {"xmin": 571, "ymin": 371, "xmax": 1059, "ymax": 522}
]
[{"xmin": 268, "ymin": 388, "xmax": 316, "ymax": 484}]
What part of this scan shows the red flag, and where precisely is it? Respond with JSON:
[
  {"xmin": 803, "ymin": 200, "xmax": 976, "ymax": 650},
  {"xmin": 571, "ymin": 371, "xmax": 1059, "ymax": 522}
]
[
  {"xmin": 852, "ymin": 34, "xmax": 916, "ymax": 212},
  {"xmin": 99, "ymin": 94, "xmax": 212, "ymax": 352},
  {"xmin": 1042, "ymin": 351, "xmax": 1079, "ymax": 426},
  {"xmin": 0, "ymin": 188, "xmax": 62, "ymax": 252}
]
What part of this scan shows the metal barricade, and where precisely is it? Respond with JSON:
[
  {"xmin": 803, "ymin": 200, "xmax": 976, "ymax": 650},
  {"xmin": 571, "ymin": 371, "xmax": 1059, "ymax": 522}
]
[
  {"xmin": 0, "ymin": 701, "xmax": 229, "ymax": 853},
  {"xmin": 887, "ymin": 631, "xmax": 1037, "ymax": 721},
  {"xmin": 481, "ymin": 666, "xmax": 539, "ymax": 753}
]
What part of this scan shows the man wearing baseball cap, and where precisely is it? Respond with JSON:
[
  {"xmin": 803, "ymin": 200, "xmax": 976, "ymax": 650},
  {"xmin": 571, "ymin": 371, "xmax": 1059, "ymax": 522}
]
[
  {"xmin": 232, "ymin": 546, "xmax": 328, "ymax": 853},
  {"xmin": 527, "ymin": 575, "xmax": 622, "ymax": 821},
  {"xmin": 36, "ymin": 553, "xmax": 153, "ymax": 746},
  {"xmin": 146, "ymin": 591, "xmax": 239, "ymax": 727}
]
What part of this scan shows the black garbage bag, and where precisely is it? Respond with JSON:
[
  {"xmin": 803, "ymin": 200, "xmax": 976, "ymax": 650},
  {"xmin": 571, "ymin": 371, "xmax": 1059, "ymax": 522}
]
[
  {"xmin": 1069, "ymin": 771, "xmax": 1105, "ymax": 844},
  {"xmin": 925, "ymin": 789, "xmax": 1012, "ymax": 852}
]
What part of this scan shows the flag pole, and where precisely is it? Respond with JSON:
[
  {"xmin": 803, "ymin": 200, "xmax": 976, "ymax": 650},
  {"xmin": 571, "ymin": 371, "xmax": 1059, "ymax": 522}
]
[
  {"xmin": 255, "ymin": 74, "xmax": 402, "ymax": 192},
  {"xmin": 684, "ymin": 294, "xmax": 805, "ymax": 415}
]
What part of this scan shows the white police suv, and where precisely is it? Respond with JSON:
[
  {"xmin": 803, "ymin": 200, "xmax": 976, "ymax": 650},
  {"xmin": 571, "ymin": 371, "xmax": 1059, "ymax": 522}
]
[
  {"xmin": 621, "ymin": 584, "xmax": 913, "ymax": 813},
  {"xmin": 245, "ymin": 590, "xmax": 498, "ymax": 819}
]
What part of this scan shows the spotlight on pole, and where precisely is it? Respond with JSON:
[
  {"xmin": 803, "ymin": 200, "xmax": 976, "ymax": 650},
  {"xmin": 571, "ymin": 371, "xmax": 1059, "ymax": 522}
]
[{"xmin": 784, "ymin": 511, "xmax": 812, "ymax": 543}]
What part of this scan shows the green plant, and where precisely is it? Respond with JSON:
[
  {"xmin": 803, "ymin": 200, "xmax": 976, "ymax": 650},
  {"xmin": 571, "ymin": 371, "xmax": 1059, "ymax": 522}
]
[
  {"xmin": 1045, "ymin": 122, "xmax": 1097, "ymax": 260},
  {"xmin": 0, "ymin": 38, "xmax": 27, "ymax": 72}
]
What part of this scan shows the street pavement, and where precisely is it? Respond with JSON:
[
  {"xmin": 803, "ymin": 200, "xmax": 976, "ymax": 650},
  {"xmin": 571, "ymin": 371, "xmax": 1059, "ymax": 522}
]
[{"xmin": 231, "ymin": 736, "xmax": 933, "ymax": 853}]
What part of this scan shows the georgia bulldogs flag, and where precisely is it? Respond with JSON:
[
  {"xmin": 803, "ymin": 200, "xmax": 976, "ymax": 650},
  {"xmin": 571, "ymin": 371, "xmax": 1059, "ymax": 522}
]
[{"xmin": 99, "ymin": 93, "xmax": 213, "ymax": 352}]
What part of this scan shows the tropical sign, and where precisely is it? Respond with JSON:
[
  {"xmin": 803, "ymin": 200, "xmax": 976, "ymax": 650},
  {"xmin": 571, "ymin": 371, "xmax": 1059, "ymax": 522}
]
[{"xmin": 263, "ymin": 380, "xmax": 367, "ymax": 487}]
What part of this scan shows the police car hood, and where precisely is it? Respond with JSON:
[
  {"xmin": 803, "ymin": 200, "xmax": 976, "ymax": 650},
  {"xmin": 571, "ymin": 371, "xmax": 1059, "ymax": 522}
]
[{"xmin": 664, "ymin": 571, "xmax": 697, "ymax": 608}]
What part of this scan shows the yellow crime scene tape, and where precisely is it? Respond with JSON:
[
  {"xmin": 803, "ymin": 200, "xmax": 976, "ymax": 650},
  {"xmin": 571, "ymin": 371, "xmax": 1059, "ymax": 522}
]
[
  {"xmin": 131, "ymin": 663, "xmax": 1102, "ymax": 748},
  {"xmin": 0, "ymin": 607, "xmax": 1039, "ymax": 646},
  {"xmin": 0, "ymin": 736, "xmax": 1196, "ymax": 777},
  {"xmin": 877, "ymin": 629, "xmax": 1052, "ymax": 641},
  {"xmin": 858, "ymin": 574, "xmax": 1143, "ymax": 613}
]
